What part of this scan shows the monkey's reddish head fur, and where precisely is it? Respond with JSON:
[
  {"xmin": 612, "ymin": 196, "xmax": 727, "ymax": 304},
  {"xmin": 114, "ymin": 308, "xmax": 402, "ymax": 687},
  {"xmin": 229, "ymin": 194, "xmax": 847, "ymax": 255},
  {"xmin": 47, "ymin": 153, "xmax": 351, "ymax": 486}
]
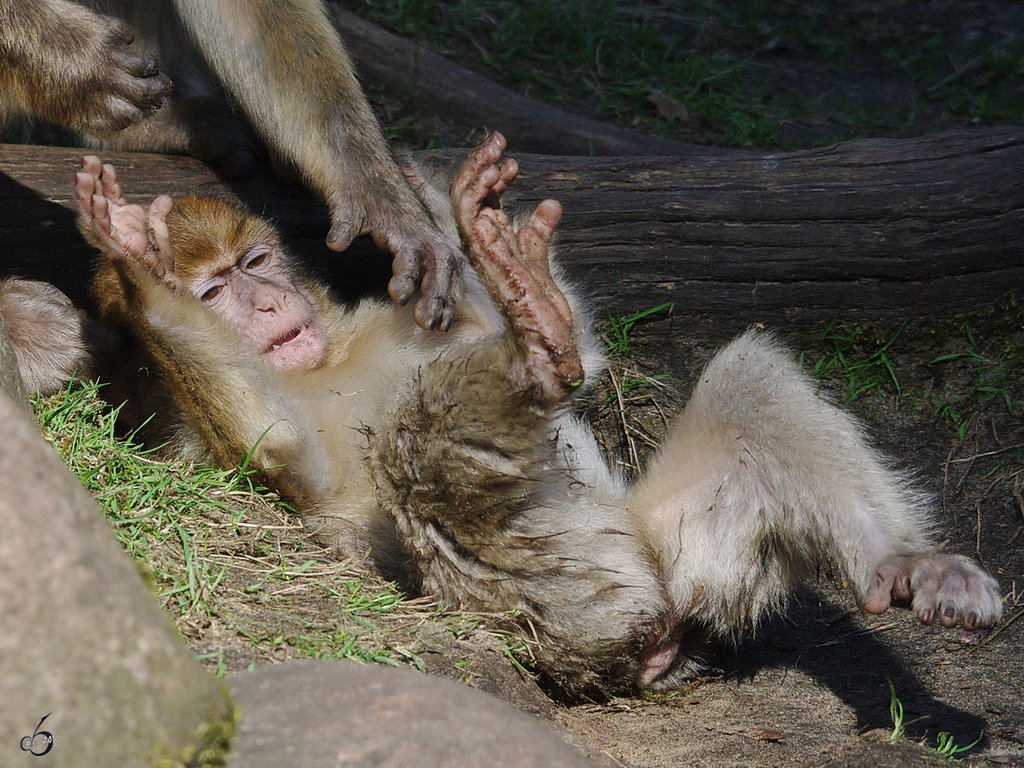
[{"xmin": 165, "ymin": 197, "xmax": 278, "ymax": 283}]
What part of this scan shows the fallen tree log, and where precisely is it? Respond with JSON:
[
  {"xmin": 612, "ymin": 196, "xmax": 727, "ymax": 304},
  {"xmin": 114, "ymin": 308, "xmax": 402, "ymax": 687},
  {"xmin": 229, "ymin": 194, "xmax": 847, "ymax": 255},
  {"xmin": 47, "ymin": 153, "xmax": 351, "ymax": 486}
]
[{"xmin": 1, "ymin": 127, "xmax": 1022, "ymax": 338}]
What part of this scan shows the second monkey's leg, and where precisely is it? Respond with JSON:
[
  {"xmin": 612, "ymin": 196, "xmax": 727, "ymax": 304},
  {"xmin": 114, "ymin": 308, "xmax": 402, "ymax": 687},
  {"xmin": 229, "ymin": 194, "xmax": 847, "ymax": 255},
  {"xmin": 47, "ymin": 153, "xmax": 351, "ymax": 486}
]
[
  {"xmin": 370, "ymin": 133, "xmax": 664, "ymax": 696},
  {"xmin": 627, "ymin": 331, "xmax": 1003, "ymax": 689}
]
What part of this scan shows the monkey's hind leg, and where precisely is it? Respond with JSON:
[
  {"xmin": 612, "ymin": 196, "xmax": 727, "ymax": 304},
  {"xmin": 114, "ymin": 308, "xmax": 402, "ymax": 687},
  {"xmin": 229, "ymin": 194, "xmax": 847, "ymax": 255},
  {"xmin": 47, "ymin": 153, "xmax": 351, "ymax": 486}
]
[
  {"xmin": 628, "ymin": 331, "xmax": 1002, "ymax": 687},
  {"xmin": 0, "ymin": 278, "xmax": 97, "ymax": 396}
]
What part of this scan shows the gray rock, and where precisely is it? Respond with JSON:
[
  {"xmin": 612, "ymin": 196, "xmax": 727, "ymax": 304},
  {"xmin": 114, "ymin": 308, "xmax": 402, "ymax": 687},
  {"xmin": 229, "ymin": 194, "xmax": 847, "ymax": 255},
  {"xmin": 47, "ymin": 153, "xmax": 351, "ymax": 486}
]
[
  {"xmin": 228, "ymin": 660, "xmax": 597, "ymax": 768},
  {"xmin": 0, "ymin": 314, "xmax": 29, "ymax": 409},
  {"xmin": 0, "ymin": 393, "xmax": 234, "ymax": 767}
]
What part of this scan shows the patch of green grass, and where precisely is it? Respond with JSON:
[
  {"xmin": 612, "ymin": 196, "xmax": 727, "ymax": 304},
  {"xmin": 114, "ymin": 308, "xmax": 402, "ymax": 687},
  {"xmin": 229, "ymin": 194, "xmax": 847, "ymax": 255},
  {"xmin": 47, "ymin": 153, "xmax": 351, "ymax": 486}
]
[
  {"xmin": 934, "ymin": 730, "xmax": 983, "ymax": 759},
  {"xmin": 34, "ymin": 381, "xmax": 257, "ymax": 616},
  {"xmin": 345, "ymin": 0, "xmax": 782, "ymax": 146},
  {"xmin": 600, "ymin": 302, "xmax": 673, "ymax": 405},
  {"xmin": 928, "ymin": 325, "xmax": 1022, "ymax": 442},
  {"xmin": 267, "ymin": 622, "xmax": 424, "ymax": 668},
  {"xmin": 803, "ymin": 320, "xmax": 908, "ymax": 404},
  {"xmin": 603, "ymin": 302, "xmax": 675, "ymax": 356},
  {"xmin": 887, "ymin": 680, "xmax": 983, "ymax": 759},
  {"xmin": 345, "ymin": 0, "xmax": 1024, "ymax": 149},
  {"xmin": 31, "ymin": 381, "xmax": 445, "ymax": 672},
  {"xmin": 887, "ymin": 679, "xmax": 906, "ymax": 743}
]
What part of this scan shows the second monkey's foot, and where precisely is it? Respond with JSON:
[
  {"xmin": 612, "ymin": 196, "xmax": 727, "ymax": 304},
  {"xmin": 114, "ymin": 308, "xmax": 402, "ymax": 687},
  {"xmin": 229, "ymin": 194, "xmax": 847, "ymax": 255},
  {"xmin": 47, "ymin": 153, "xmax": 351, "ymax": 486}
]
[
  {"xmin": 450, "ymin": 132, "xmax": 583, "ymax": 400},
  {"xmin": 864, "ymin": 552, "xmax": 1002, "ymax": 631}
]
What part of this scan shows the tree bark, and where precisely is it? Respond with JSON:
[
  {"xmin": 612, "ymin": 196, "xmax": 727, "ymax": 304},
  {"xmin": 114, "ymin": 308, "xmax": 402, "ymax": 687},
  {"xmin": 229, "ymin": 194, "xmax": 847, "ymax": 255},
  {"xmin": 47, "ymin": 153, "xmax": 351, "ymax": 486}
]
[{"xmin": 1, "ymin": 127, "xmax": 1022, "ymax": 337}]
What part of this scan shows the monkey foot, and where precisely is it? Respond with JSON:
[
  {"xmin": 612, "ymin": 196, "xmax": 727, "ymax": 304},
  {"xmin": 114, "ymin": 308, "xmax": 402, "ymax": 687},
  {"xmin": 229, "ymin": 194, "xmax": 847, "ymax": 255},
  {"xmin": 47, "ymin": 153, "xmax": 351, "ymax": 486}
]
[
  {"xmin": 76, "ymin": 157, "xmax": 179, "ymax": 289},
  {"xmin": 864, "ymin": 552, "xmax": 1002, "ymax": 631},
  {"xmin": 52, "ymin": 9, "xmax": 170, "ymax": 134},
  {"xmin": 86, "ymin": 14, "xmax": 170, "ymax": 132},
  {"xmin": 451, "ymin": 132, "xmax": 584, "ymax": 400}
]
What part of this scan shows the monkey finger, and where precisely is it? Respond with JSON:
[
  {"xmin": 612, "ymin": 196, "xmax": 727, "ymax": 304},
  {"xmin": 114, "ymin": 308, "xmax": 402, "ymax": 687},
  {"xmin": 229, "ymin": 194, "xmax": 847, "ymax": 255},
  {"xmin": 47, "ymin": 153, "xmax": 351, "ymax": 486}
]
[
  {"xmin": 438, "ymin": 299, "xmax": 457, "ymax": 332},
  {"xmin": 78, "ymin": 160, "xmax": 105, "ymax": 206},
  {"xmin": 417, "ymin": 243, "xmax": 460, "ymax": 331},
  {"xmin": 80, "ymin": 155, "xmax": 104, "ymax": 180},
  {"xmin": 387, "ymin": 274, "xmax": 418, "ymax": 307},
  {"xmin": 106, "ymin": 17, "xmax": 137, "ymax": 46},
  {"xmin": 412, "ymin": 295, "xmax": 446, "ymax": 331},
  {"xmin": 454, "ymin": 164, "xmax": 503, "ymax": 240},
  {"xmin": 75, "ymin": 170, "xmax": 100, "ymax": 217},
  {"xmin": 100, "ymin": 163, "xmax": 127, "ymax": 206},
  {"xmin": 83, "ymin": 203, "xmax": 124, "ymax": 256},
  {"xmin": 99, "ymin": 162, "xmax": 122, "ymax": 194},
  {"xmin": 99, "ymin": 97, "xmax": 148, "ymax": 132},
  {"xmin": 488, "ymin": 156, "xmax": 519, "ymax": 200},
  {"xmin": 147, "ymin": 195, "xmax": 175, "ymax": 271},
  {"xmin": 517, "ymin": 199, "xmax": 562, "ymax": 254},
  {"xmin": 386, "ymin": 238, "xmax": 424, "ymax": 306},
  {"xmin": 91, "ymin": 194, "xmax": 112, "ymax": 234},
  {"xmin": 115, "ymin": 49, "xmax": 162, "ymax": 79},
  {"xmin": 451, "ymin": 132, "xmax": 507, "ymax": 210},
  {"xmin": 326, "ymin": 212, "xmax": 362, "ymax": 252}
]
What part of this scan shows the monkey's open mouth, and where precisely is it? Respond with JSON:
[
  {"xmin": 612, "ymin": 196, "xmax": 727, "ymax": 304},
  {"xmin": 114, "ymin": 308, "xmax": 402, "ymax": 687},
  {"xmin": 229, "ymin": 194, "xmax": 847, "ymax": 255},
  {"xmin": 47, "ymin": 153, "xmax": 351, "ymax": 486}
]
[{"xmin": 267, "ymin": 324, "xmax": 307, "ymax": 352}]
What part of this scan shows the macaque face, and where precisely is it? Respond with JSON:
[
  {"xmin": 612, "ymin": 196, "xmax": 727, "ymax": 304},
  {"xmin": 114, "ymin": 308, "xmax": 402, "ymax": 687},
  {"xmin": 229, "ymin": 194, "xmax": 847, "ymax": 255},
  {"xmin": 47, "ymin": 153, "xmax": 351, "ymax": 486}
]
[{"xmin": 168, "ymin": 199, "xmax": 327, "ymax": 371}]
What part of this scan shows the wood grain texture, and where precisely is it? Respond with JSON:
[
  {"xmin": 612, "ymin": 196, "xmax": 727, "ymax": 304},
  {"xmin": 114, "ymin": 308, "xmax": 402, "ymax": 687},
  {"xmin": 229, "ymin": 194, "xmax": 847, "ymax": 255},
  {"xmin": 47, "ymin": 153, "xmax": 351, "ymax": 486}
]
[{"xmin": 2, "ymin": 128, "xmax": 1022, "ymax": 335}]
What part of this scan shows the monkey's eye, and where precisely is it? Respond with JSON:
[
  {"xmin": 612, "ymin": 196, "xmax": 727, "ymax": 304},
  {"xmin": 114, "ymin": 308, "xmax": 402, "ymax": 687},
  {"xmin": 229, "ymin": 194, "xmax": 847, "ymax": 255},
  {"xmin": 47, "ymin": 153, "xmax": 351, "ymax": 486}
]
[
  {"xmin": 200, "ymin": 284, "xmax": 223, "ymax": 302},
  {"xmin": 242, "ymin": 247, "xmax": 272, "ymax": 271}
]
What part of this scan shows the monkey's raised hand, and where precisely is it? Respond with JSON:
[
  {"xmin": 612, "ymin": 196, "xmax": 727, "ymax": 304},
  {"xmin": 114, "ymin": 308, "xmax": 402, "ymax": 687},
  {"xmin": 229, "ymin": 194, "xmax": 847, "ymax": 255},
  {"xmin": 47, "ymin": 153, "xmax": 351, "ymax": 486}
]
[
  {"xmin": 76, "ymin": 156, "xmax": 180, "ymax": 291},
  {"xmin": 452, "ymin": 132, "xmax": 583, "ymax": 399},
  {"xmin": 0, "ymin": 0, "xmax": 170, "ymax": 134}
]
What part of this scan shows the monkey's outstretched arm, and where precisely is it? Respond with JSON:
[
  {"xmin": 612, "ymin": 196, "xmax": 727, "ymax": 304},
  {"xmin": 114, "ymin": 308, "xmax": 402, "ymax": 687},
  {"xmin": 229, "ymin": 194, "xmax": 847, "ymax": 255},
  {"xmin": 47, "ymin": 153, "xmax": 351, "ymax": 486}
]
[
  {"xmin": 170, "ymin": 0, "xmax": 461, "ymax": 331},
  {"xmin": 0, "ymin": 0, "xmax": 169, "ymax": 132},
  {"xmin": 370, "ymin": 132, "xmax": 665, "ymax": 696}
]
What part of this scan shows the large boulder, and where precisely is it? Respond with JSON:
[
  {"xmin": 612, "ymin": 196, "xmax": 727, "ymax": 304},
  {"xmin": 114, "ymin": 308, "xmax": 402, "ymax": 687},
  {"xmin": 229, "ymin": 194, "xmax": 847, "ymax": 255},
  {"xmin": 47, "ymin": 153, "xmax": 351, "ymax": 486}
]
[{"xmin": 0, "ymin": 392, "xmax": 234, "ymax": 767}]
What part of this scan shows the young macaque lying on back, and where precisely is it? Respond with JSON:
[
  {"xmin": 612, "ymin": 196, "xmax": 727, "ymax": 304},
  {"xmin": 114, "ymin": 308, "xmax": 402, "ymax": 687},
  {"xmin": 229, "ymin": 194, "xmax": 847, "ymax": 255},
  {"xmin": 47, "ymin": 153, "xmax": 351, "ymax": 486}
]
[{"xmin": 75, "ymin": 133, "xmax": 1002, "ymax": 695}]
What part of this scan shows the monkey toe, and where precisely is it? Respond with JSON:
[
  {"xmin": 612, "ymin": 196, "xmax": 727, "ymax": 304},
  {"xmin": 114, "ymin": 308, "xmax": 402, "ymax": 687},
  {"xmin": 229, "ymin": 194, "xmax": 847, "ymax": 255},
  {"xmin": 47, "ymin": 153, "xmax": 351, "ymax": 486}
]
[{"xmin": 909, "ymin": 554, "xmax": 1002, "ymax": 631}]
